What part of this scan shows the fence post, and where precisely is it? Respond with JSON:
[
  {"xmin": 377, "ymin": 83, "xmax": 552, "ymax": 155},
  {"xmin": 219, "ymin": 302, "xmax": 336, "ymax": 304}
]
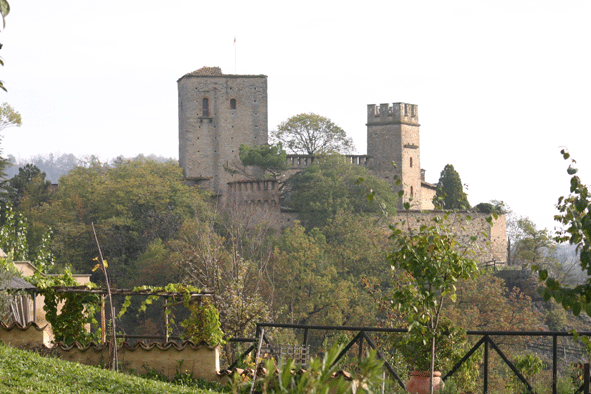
[
  {"xmin": 484, "ymin": 336, "xmax": 489, "ymax": 394},
  {"xmin": 552, "ymin": 335, "xmax": 557, "ymax": 394},
  {"xmin": 584, "ymin": 363, "xmax": 589, "ymax": 394},
  {"xmin": 358, "ymin": 332, "xmax": 364, "ymax": 361},
  {"xmin": 163, "ymin": 298, "xmax": 169, "ymax": 342}
]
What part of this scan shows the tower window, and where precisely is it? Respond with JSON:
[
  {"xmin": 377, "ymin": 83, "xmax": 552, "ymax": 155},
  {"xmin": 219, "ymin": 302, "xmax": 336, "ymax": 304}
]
[
  {"xmin": 410, "ymin": 186, "xmax": 414, "ymax": 196},
  {"xmin": 410, "ymin": 157, "xmax": 413, "ymax": 168},
  {"xmin": 230, "ymin": 98, "xmax": 237, "ymax": 110},
  {"xmin": 202, "ymin": 98, "xmax": 209, "ymax": 117}
]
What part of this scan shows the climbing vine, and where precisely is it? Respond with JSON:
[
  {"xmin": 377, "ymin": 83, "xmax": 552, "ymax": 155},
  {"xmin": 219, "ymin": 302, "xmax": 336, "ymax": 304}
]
[
  {"xmin": 118, "ymin": 283, "xmax": 225, "ymax": 346},
  {"xmin": 28, "ymin": 269, "xmax": 100, "ymax": 345}
]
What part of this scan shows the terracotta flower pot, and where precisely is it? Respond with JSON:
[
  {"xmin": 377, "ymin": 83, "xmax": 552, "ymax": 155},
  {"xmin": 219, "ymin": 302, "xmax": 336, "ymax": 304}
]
[{"xmin": 406, "ymin": 370, "xmax": 444, "ymax": 394}]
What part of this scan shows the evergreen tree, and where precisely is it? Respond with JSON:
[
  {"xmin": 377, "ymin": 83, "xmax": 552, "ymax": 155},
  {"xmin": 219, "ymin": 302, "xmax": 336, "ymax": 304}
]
[{"xmin": 434, "ymin": 164, "xmax": 470, "ymax": 209}]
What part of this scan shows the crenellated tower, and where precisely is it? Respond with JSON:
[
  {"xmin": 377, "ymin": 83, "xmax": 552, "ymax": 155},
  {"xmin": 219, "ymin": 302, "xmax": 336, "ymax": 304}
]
[
  {"xmin": 367, "ymin": 103, "xmax": 423, "ymax": 208},
  {"xmin": 178, "ymin": 67, "xmax": 268, "ymax": 193}
]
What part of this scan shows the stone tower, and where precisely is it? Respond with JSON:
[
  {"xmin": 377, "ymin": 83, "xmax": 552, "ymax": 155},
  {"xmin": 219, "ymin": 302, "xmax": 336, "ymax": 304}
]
[
  {"xmin": 367, "ymin": 103, "xmax": 423, "ymax": 208},
  {"xmin": 178, "ymin": 67, "xmax": 268, "ymax": 193}
]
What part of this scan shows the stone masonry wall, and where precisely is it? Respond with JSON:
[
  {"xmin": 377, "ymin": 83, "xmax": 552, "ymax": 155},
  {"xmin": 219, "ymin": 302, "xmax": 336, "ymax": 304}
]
[
  {"xmin": 178, "ymin": 68, "xmax": 268, "ymax": 193},
  {"xmin": 390, "ymin": 210, "xmax": 507, "ymax": 265},
  {"xmin": 366, "ymin": 103, "xmax": 424, "ymax": 209}
]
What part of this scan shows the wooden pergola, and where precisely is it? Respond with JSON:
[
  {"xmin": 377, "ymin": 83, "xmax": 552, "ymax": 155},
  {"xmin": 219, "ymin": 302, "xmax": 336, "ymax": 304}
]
[
  {"xmin": 45, "ymin": 286, "xmax": 214, "ymax": 343},
  {"xmin": 1, "ymin": 276, "xmax": 38, "ymax": 326}
]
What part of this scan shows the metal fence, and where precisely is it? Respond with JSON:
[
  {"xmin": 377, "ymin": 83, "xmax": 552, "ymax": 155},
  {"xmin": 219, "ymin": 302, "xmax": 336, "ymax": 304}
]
[{"xmin": 225, "ymin": 323, "xmax": 591, "ymax": 394}]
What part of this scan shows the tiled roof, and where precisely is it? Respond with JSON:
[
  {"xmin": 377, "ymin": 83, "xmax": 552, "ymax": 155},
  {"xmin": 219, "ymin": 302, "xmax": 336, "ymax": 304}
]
[
  {"xmin": 186, "ymin": 66, "xmax": 224, "ymax": 77},
  {"xmin": 0, "ymin": 275, "xmax": 37, "ymax": 291},
  {"xmin": 179, "ymin": 67, "xmax": 267, "ymax": 80},
  {"xmin": 50, "ymin": 339, "xmax": 217, "ymax": 351},
  {"xmin": 0, "ymin": 321, "xmax": 47, "ymax": 331}
]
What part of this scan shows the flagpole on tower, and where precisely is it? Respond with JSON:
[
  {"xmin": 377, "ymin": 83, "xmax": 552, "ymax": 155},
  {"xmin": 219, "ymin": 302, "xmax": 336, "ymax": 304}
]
[{"xmin": 234, "ymin": 36, "xmax": 237, "ymax": 73}]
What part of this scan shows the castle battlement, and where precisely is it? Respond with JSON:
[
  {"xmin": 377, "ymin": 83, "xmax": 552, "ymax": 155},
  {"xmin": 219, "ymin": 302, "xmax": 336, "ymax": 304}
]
[
  {"xmin": 367, "ymin": 103, "xmax": 419, "ymax": 125},
  {"xmin": 228, "ymin": 179, "xmax": 277, "ymax": 193},
  {"xmin": 226, "ymin": 180, "xmax": 279, "ymax": 208},
  {"xmin": 286, "ymin": 154, "xmax": 369, "ymax": 169}
]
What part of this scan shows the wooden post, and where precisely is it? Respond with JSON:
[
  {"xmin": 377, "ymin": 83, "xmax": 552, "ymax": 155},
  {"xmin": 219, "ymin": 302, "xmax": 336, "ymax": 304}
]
[
  {"xmin": 100, "ymin": 294, "xmax": 106, "ymax": 344},
  {"xmin": 33, "ymin": 292, "xmax": 37, "ymax": 324},
  {"xmin": 164, "ymin": 298, "xmax": 169, "ymax": 342}
]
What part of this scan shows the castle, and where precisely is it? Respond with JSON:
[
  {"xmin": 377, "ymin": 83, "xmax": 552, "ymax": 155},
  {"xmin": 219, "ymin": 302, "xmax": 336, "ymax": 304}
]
[{"xmin": 177, "ymin": 67, "xmax": 506, "ymax": 264}]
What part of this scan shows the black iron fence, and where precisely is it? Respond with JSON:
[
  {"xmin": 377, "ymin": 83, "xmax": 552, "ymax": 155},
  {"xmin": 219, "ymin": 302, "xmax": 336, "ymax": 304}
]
[{"xmin": 224, "ymin": 323, "xmax": 591, "ymax": 394}]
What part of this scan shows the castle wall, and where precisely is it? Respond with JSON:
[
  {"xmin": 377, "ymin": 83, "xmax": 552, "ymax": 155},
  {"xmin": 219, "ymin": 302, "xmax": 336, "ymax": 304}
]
[
  {"xmin": 390, "ymin": 210, "xmax": 507, "ymax": 265},
  {"xmin": 177, "ymin": 68, "xmax": 507, "ymax": 260},
  {"xmin": 419, "ymin": 183, "xmax": 437, "ymax": 210},
  {"xmin": 178, "ymin": 67, "xmax": 268, "ymax": 193},
  {"xmin": 225, "ymin": 180, "xmax": 279, "ymax": 207}
]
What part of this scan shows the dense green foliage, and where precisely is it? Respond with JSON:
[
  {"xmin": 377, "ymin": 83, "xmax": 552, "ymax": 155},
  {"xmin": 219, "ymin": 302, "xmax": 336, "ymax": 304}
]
[
  {"xmin": 0, "ymin": 258, "xmax": 17, "ymax": 318},
  {"xmin": 2, "ymin": 150, "xmax": 587, "ymax": 394},
  {"xmin": 4, "ymin": 163, "xmax": 52, "ymax": 209},
  {"xmin": 388, "ymin": 210, "xmax": 481, "ymax": 380},
  {"xmin": 29, "ymin": 157, "xmax": 205, "ymax": 284},
  {"xmin": 473, "ymin": 201, "xmax": 505, "ymax": 214},
  {"xmin": 536, "ymin": 150, "xmax": 591, "ymax": 347},
  {"xmin": 510, "ymin": 216, "xmax": 553, "ymax": 266},
  {"xmin": 29, "ymin": 269, "xmax": 100, "ymax": 345},
  {"xmin": 249, "ymin": 345, "xmax": 384, "ymax": 394},
  {"xmin": 0, "ymin": 343, "xmax": 222, "ymax": 394},
  {"xmin": 0, "ymin": 103, "xmax": 21, "ymax": 183},
  {"xmin": 270, "ymin": 216, "xmax": 391, "ymax": 329},
  {"xmin": 287, "ymin": 154, "xmax": 397, "ymax": 229},
  {"xmin": 118, "ymin": 283, "xmax": 225, "ymax": 346},
  {"xmin": 238, "ymin": 143, "xmax": 289, "ymax": 177},
  {"xmin": 0, "ymin": 4, "xmax": 11, "ymax": 92},
  {"xmin": 272, "ymin": 113, "xmax": 354, "ymax": 155},
  {"xmin": 434, "ymin": 164, "xmax": 470, "ymax": 210}
]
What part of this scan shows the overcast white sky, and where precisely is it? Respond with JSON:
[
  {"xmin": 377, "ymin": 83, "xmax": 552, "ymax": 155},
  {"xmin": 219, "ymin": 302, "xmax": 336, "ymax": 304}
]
[{"xmin": 1, "ymin": 0, "xmax": 590, "ymax": 233}]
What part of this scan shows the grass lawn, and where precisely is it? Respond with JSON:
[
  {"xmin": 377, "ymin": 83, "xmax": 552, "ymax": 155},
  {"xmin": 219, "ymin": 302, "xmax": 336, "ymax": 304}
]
[{"xmin": 0, "ymin": 343, "xmax": 226, "ymax": 394}]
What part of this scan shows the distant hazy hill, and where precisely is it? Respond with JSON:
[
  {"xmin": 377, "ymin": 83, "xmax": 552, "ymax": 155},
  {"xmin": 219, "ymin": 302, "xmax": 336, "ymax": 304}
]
[{"xmin": 5, "ymin": 153, "xmax": 175, "ymax": 183}]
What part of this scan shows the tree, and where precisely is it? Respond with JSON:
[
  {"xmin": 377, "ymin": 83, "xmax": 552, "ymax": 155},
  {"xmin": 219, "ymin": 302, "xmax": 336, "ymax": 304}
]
[
  {"xmin": 536, "ymin": 150, "xmax": 591, "ymax": 345},
  {"xmin": 509, "ymin": 216, "xmax": 554, "ymax": 266},
  {"xmin": 30, "ymin": 157, "xmax": 205, "ymax": 284},
  {"xmin": 0, "ymin": 103, "xmax": 21, "ymax": 182},
  {"xmin": 229, "ymin": 142, "xmax": 292, "ymax": 199},
  {"xmin": 388, "ymin": 210, "xmax": 481, "ymax": 392},
  {"xmin": 271, "ymin": 222, "xmax": 354, "ymax": 327},
  {"xmin": 0, "ymin": 1, "xmax": 11, "ymax": 92},
  {"xmin": 238, "ymin": 143, "xmax": 290, "ymax": 178},
  {"xmin": 445, "ymin": 270, "xmax": 543, "ymax": 333},
  {"xmin": 434, "ymin": 164, "xmax": 470, "ymax": 209},
  {"xmin": 272, "ymin": 113, "xmax": 354, "ymax": 155},
  {"xmin": 170, "ymin": 210, "xmax": 271, "ymax": 355},
  {"xmin": 0, "ymin": 103, "xmax": 21, "ymax": 133},
  {"xmin": 287, "ymin": 154, "xmax": 397, "ymax": 229},
  {"xmin": 473, "ymin": 200, "xmax": 506, "ymax": 214},
  {"xmin": 5, "ymin": 164, "xmax": 52, "ymax": 209}
]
